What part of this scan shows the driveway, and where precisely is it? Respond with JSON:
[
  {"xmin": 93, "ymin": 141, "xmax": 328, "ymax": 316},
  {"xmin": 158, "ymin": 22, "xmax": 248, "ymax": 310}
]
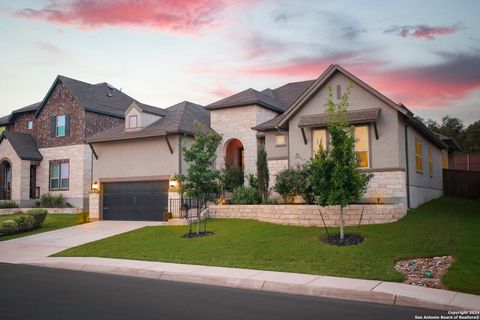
[{"xmin": 0, "ymin": 221, "xmax": 165, "ymax": 264}]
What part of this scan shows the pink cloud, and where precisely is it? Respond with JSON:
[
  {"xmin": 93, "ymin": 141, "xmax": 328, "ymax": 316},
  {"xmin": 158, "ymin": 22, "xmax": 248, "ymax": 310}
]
[
  {"xmin": 15, "ymin": 0, "xmax": 237, "ymax": 32},
  {"xmin": 384, "ymin": 25, "xmax": 457, "ymax": 40}
]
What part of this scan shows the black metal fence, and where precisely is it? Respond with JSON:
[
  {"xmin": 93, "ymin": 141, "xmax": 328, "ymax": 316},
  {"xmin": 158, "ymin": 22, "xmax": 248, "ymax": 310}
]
[
  {"xmin": 169, "ymin": 198, "xmax": 200, "ymax": 219},
  {"xmin": 443, "ymin": 169, "xmax": 480, "ymax": 199}
]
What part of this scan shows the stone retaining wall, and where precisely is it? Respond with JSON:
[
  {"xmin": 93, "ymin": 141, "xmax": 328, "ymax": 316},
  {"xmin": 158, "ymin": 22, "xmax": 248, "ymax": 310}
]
[
  {"xmin": 0, "ymin": 207, "xmax": 84, "ymax": 215},
  {"xmin": 209, "ymin": 203, "xmax": 406, "ymax": 227}
]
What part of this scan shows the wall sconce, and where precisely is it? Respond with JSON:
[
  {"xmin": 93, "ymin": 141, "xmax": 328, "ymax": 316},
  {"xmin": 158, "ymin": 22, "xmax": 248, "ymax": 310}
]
[
  {"xmin": 92, "ymin": 181, "xmax": 99, "ymax": 191},
  {"xmin": 169, "ymin": 179, "xmax": 178, "ymax": 188}
]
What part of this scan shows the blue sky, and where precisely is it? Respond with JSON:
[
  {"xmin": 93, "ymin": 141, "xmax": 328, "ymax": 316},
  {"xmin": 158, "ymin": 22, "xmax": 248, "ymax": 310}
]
[{"xmin": 0, "ymin": 0, "xmax": 479, "ymax": 124}]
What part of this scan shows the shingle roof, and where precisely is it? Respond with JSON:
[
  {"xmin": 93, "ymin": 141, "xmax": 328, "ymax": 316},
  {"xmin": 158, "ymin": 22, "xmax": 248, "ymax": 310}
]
[
  {"xmin": 87, "ymin": 101, "xmax": 211, "ymax": 143},
  {"xmin": 252, "ymin": 113, "xmax": 287, "ymax": 131},
  {"xmin": 435, "ymin": 132, "xmax": 462, "ymax": 151},
  {"xmin": 206, "ymin": 80, "xmax": 315, "ymax": 113},
  {"xmin": 35, "ymin": 75, "xmax": 165, "ymax": 118},
  {"xmin": 0, "ymin": 115, "xmax": 10, "ymax": 126},
  {"xmin": 0, "ymin": 131, "xmax": 42, "ymax": 161},
  {"xmin": 298, "ymin": 108, "xmax": 381, "ymax": 128}
]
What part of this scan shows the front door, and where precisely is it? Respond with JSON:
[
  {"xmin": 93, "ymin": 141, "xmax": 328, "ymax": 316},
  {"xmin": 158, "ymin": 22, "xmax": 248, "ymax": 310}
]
[
  {"xmin": 29, "ymin": 165, "xmax": 37, "ymax": 199},
  {"xmin": 0, "ymin": 160, "xmax": 12, "ymax": 200}
]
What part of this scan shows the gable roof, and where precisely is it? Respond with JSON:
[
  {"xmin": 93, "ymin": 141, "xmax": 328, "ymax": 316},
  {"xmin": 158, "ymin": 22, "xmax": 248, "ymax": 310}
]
[
  {"xmin": 0, "ymin": 131, "xmax": 42, "ymax": 161},
  {"xmin": 277, "ymin": 64, "xmax": 409, "ymax": 128},
  {"xmin": 206, "ymin": 79, "xmax": 315, "ymax": 113},
  {"xmin": 87, "ymin": 101, "xmax": 211, "ymax": 143},
  {"xmin": 435, "ymin": 132, "xmax": 462, "ymax": 151},
  {"xmin": 0, "ymin": 102, "xmax": 41, "ymax": 125},
  {"xmin": 0, "ymin": 115, "xmax": 10, "ymax": 126},
  {"xmin": 34, "ymin": 75, "xmax": 164, "ymax": 118}
]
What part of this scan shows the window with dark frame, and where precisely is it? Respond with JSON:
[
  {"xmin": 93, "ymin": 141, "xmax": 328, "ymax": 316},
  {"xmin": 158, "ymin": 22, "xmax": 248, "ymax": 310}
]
[
  {"xmin": 56, "ymin": 115, "xmax": 66, "ymax": 137},
  {"xmin": 49, "ymin": 161, "xmax": 69, "ymax": 190}
]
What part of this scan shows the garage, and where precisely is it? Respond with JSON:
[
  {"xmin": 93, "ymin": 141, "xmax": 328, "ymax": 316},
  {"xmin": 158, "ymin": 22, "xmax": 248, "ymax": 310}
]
[{"xmin": 102, "ymin": 180, "xmax": 168, "ymax": 221}]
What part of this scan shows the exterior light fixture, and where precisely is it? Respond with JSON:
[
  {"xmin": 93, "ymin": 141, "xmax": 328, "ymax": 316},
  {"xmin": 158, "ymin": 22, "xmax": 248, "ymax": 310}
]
[
  {"xmin": 92, "ymin": 181, "xmax": 99, "ymax": 191},
  {"xmin": 169, "ymin": 179, "xmax": 178, "ymax": 188}
]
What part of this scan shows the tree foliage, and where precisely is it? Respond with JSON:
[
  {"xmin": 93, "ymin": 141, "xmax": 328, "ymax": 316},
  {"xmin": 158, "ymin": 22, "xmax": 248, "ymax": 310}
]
[{"xmin": 256, "ymin": 144, "xmax": 270, "ymax": 201}]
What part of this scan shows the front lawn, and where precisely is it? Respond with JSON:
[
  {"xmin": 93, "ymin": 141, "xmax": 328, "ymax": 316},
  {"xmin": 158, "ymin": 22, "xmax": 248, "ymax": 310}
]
[
  {"xmin": 54, "ymin": 197, "xmax": 480, "ymax": 294},
  {"xmin": 0, "ymin": 213, "xmax": 86, "ymax": 241}
]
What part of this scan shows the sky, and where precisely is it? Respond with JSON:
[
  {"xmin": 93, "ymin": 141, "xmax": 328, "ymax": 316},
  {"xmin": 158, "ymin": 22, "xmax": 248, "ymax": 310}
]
[{"xmin": 0, "ymin": 0, "xmax": 479, "ymax": 125}]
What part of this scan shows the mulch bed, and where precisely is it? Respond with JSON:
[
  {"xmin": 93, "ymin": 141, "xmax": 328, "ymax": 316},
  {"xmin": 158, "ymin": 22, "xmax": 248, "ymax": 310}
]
[
  {"xmin": 321, "ymin": 233, "xmax": 365, "ymax": 246},
  {"xmin": 182, "ymin": 231, "xmax": 215, "ymax": 239},
  {"xmin": 394, "ymin": 256, "xmax": 454, "ymax": 289}
]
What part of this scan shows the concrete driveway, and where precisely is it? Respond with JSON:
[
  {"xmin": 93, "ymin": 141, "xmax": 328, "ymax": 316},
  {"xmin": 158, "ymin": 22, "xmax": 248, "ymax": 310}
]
[{"xmin": 0, "ymin": 221, "xmax": 165, "ymax": 264}]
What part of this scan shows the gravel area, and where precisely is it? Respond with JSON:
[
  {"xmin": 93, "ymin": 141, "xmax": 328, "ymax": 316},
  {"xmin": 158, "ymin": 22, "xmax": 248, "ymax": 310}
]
[{"xmin": 394, "ymin": 256, "xmax": 454, "ymax": 289}]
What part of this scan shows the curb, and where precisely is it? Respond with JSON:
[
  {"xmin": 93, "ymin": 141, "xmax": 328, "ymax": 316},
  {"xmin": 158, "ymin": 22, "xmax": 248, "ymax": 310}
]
[{"xmin": 26, "ymin": 259, "xmax": 478, "ymax": 312}]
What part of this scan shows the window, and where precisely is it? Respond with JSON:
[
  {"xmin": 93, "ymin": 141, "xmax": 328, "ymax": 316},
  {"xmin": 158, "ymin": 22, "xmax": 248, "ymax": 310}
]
[
  {"xmin": 27, "ymin": 121, "xmax": 33, "ymax": 130},
  {"xmin": 354, "ymin": 126, "xmax": 369, "ymax": 168},
  {"xmin": 275, "ymin": 134, "xmax": 286, "ymax": 146},
  {"xmin": 50, "ymin": 161, "xmax": 69, "ymax": 190},
  {"xmin": 129, "ymin": 115, "xmax": 138, "ymax": 128},
  {"xmin": 56, "ymin": 115, "xmax": 66, "ymax": 137},
  {"xmin": 415, "ymin": 139, "xmax": 423, "ymax": 173},
  {"xmin": 429, "ymin": 149, "xmax": 433, "ymax": 177},
  {"xmin": 312, "ymin": 129, "xmax": 327, "ymax": 154},
  {"xmin": 442, "ymin": 155, "xmax": 448, "ymax": 169}
]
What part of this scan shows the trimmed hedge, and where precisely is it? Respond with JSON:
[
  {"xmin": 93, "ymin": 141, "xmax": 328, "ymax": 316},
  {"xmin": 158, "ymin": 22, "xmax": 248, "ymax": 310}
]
[
  {"xmin": 27, "ymin": 209, "xmax": 48, "ymax": 228},
  {"xmin": 14, "ymin": 215, "xmax": 35, "ymax": 232},
  {"xmin": 0, "ymin": 200, "xmax": 18, "ymax": 209},
  {"xmin": 0, "ymin": 220, "xmax": 18, "ymax": 235}
]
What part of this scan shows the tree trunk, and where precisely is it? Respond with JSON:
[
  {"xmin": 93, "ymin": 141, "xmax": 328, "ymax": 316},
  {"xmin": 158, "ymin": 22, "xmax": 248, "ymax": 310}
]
[{"xmin": 340, "ymin": 206, "xmax": 344, "ymax": 240}]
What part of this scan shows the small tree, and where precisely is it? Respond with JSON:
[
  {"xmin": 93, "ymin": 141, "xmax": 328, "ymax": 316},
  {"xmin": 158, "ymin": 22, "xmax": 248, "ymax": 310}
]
[
  {"xmin": 180, "ymin": 124, "xmax": 222, "ymax": 236},
  {"xmin": 256, "ymin": 144, "xmax": 270, "ymax": 202},
  {"xmin": 309, "ymin": 86, "xmax": 371, "ymax": 240},
  {"xmin": 274, "ymin": 168, "xmax": 300, "ymax": 203}
]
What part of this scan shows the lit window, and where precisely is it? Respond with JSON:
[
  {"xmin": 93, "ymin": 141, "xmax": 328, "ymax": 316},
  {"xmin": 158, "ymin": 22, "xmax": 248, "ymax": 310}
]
[
  {"xmin": 442, "ymin": 155, "xmax": 448, "ymax": 169},
  {"xmin": 275, "ymin": 134, "xmax": 286, "ymax": 146},
  {"xmin": 56, "ymin": 115, "xmax": 66, "ymax": 137},
  {"xmin": 129, "ymin": 115, "xmax": 138, "ymax": 128},
  {"xmin": 27, "ymin": 121, "xmax": 33, "ymax": 130},
  {"xmin": 429, "ymin": 149, "xmax": 433, "ymax": 177},
  {"xmin": 312, "ymin": 129, "xmax": 327, "ymax": 155},
  {"xmin": 415, "ymin": 139, "xmax": 423, "ymax": 173},
  {"xmin": 50, "ymin": 161, "xmax": 69, "ymax": 190},
  {"xmin": 354, "ymin": 126, "xmax": 369, "ymax": 168}
]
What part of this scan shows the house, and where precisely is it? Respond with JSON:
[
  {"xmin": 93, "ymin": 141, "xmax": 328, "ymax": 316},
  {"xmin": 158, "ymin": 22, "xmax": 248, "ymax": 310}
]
[
  {"xmin": 0, "ymin": 75, "xmax": 160, "ymax": 210},
  {"xmin": 206, "ymin": 64, "xmax": 448, "ymax": 210},
  {"xmin": 86, "ymin": 101, "xmax": 210, "ymax": 221}
]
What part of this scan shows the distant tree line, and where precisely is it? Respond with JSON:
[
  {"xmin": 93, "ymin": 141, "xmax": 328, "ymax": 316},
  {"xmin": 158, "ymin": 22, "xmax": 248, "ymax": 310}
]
[{"xmin": 416, "ymin": 116, "xmax": 480, "ymax": 153}]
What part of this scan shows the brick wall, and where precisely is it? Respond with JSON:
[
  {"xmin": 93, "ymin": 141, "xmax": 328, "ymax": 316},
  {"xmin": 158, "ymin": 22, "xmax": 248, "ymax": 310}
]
[
  {"xmin": 9, "ymin": 112, "xmax": 35, "ymax": 135},
  {"xmin": 209, "ymin": 203, "xmax": 406, "ymax": 227},
  {"xmin": 85, "ymin": 111, "xmax": 123, "ymax": 139}
]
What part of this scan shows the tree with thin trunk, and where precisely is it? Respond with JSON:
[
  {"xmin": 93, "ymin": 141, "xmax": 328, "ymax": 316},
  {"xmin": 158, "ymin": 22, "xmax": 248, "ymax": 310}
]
[
  {"xmin": 179, "ymin": 124, "xmax": 222, "ymax": 236},
  {"xmin": 309, "ymin": 86, "xmax": 371, "ymax": 240}
]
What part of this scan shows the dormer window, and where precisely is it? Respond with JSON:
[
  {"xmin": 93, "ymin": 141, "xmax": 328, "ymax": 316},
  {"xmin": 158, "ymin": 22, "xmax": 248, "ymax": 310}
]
[{"xmin": 129, "ymin": 115, "xmax": 138, "ymax": 128}]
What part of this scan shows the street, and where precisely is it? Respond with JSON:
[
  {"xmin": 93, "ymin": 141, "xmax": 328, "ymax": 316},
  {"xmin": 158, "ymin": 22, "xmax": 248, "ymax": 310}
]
[{"xmin": 0, "ymin": 263, "xmax": 446, "ymax": 320}]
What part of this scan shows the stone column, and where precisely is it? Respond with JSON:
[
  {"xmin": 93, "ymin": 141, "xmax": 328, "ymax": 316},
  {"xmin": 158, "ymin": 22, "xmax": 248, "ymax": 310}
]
[{"xmin": 89, "ymin": 191, "xmax": 100, "ymax": 221}]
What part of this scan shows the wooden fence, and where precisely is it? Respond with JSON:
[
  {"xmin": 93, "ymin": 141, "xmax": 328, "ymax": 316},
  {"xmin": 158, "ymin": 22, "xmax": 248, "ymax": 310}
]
[{"xmin": 443, "ymin": 169, "xmax": 480, "ymax": 199}]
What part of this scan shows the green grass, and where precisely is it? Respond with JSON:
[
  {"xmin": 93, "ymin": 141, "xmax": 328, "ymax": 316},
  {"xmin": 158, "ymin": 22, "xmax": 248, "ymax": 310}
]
[
  {"xmin": 0, "ymin": 213, "xmax": 86, "ymax": 241},
  {"xmin": 54, "ymin": 197, "xmax": 480, "ymax": 294}
]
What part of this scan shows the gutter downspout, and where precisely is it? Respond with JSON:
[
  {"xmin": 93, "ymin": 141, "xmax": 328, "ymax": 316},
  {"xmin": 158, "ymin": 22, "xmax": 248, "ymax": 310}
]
[{"xmin": 404, "ymin": 124, "xmax": 411, "ymax": 209}]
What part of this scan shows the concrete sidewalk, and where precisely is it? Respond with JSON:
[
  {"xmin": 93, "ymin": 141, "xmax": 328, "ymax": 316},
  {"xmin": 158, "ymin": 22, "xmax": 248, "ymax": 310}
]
[{"xmin": 26, "ymin": 256, "xmax": 480, "ymax": 312}]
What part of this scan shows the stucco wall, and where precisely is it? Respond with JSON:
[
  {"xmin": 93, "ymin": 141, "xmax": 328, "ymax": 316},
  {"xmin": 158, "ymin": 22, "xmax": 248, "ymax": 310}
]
[
  {"xmin": 209, "ymin": 203, "xmax": 406, "ymax": 227},
  {"xmin": 286, "ymin": 72, "xmax": 401, "ymax": 169},
  {"xmin": 265, "ymin": 131, "xmax": 288, "ymax": 160},
  {"xmin": 91, "ymin": 136, "xmax": 180, "ymax": 181},
  {"xmin": 210, "ymin": 105, "xmax": 278, "ymax": 176}
]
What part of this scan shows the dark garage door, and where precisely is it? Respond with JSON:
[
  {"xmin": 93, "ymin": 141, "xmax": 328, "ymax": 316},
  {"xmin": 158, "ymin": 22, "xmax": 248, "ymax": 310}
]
[{"xmin": 102, "ymin": 181, "xmax": 168, "ymax": 221}]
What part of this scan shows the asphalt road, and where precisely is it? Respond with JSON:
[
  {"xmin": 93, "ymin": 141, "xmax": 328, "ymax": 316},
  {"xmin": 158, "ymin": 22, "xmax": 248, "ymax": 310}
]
[{"xmin": 0, "ymin": 263, "xmax": 447, "ymax": 320}]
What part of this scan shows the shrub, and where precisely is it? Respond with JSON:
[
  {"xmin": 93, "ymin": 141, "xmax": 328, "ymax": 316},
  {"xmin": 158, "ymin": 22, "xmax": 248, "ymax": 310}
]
[
  {"xmin": 231, "ymin": 186, "xmax": 261, "ymax": 204},
  {"xmin": 247, "ymin": 174, "xmax": 257, "ymax": 188},
  {"xmin": 296, "ymin": 163, "xmax": 315, "ymax": 204},
  {"xmin": 221, "ymin": 166, "xmax": 244, "ymax": 191},
  {"xmin": 27, "ymin": 209, "xmax": 48, "ymax": 228},
  {"xmin": 164, "ymin": 212, "xmax": 173, "ymax": 221},
  {"xmin": 0, "ymin": 200, "xmax": 19, "ymax": 209},
  {"xmin": 256, "ymin": 145, "xmax": 270, "ymax": 201},
  {"xmin": 0, "ymin": 220, "xmax": 18, "ymax": 235},
  {"xmin": 40, "ymin": 193, "xmax": 65, "ymax": 208},
  {"xmin": 14, "ymin": 215, "xmax": 35, "ymax": 232},
  {"xmin": 273, "ymin": 168, "xmax": 301, "ymax": 203}
]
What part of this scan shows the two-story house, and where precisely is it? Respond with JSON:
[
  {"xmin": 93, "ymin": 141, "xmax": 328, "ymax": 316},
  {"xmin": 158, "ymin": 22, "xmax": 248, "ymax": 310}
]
[{"xmin": 0, "ymin": 75, "xmax": 163, "ymax": 210}]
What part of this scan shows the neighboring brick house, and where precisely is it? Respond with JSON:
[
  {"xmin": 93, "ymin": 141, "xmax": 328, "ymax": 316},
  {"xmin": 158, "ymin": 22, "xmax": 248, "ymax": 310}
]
[{"xmin": 0, "ymin": 75, "xmax": 162, "ymax": 209}]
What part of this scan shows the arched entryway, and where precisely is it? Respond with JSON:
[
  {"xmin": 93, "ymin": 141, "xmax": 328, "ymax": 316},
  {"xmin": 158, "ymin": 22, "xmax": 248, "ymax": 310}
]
[
  {"xmin": 225, "ymin": 139, "xmax": 244, "ymax": 170},
  {"xmin": 0, "ymin": 159, "xmax": 12, "ymax": 200}
]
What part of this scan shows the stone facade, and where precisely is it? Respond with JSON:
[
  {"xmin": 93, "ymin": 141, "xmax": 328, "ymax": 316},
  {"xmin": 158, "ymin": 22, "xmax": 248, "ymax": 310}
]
[
  {"xmin": 362, "ymin": 170, "xmax": 406, "ymax": 205},
  {"xmin": 211, "ymin": 105, "xmax": 277, "ymax": 176},
  {"xmin": 0, "ymin": 207, "xmax": 83, "ymax": 215},
  {"xmin": 209, "ymin": 203, "xmax": 406, "ymax": 227},
  {"xmin": 0, "ymin": 139, "xmax": 30, "ymax": 205},
  {"xmin": 267, "ymin": 159, "xmax": 288, "ymax": 195},
  {"xmin": 88, "ymin": 191, "xmax": 100, "ymax": 221},
  {"xmin": 36, "ymin": 144, "xmax": 92, "ymax": 209}
]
